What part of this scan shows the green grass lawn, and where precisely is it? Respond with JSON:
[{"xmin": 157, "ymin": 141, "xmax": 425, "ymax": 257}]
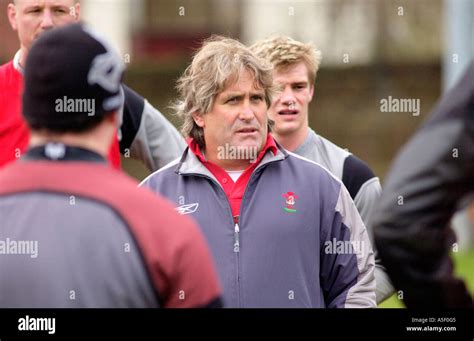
[{"xmin": 379, "ymin": 248, "xmax": 474, "ymax": 308}]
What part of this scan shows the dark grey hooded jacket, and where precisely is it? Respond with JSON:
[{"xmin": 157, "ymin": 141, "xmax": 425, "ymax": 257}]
[{"xmin": 373, "ymin": 62, "xmax": 474, "ymax": 308}]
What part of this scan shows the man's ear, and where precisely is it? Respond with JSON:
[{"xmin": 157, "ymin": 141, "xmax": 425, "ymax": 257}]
[
  {"xmin": 73, "ymin": 2, "xmax": 81, "ymax": 21},
  {"xmin": 7, "ymin": 3, "xmax": 18, "ymax": 31},
  {"xmin": 192, "ymin": 111, "xmax": 205, "ymax": 128},
  {"xmin": 308, "ymin": 84, "xmax": 314, "ymax": 102},
  {"xmin": 69, "ymin": 3, "xmax": 81, "ymax": 20}
]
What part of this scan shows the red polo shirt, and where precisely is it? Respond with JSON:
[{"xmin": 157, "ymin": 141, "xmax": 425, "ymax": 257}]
[
  {"xmin": 188, "ymin": 134, "xmax": 278, "ymax": 223},
  {"xmin": 0, "ymin": 60, "xmax": 121, "ymax": 169}
]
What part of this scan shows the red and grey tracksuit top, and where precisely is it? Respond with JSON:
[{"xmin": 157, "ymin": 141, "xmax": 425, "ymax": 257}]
[
  {"xmin": 140, "ymin": 136, "xmax": 376, "ymax": 308},
  {"xmin": 0, "ymin": 145, "xmax": 221, "ymax": 308}
]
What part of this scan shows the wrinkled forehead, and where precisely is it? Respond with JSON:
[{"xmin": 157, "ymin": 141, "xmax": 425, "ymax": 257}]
[
  {"xmin": 14, "ymin": 0, "xmax": 76, "ymax": 7},
  {"xmin": 220, "ymin": 67, "xmax": 265, "ymax": 93}
]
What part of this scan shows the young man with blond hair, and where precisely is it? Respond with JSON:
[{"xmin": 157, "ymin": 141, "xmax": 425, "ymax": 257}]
[
  {"xmin": 141, "ymin": 36, "xmax": 376, "ymax": 308},
  {"xmin": 251, "ymin": 35, "xmax": 393, "ymax": 304}
]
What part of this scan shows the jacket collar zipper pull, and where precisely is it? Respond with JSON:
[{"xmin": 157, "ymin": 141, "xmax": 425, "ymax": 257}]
[{"xmin": 233, "ymin": 223, "xmax": 240, "ymax": 253}]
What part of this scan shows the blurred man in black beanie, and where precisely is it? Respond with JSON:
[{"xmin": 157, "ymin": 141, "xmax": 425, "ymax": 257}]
[
  {"xmin": 23, "ymin": 23, "xmax": 125, "ymax": 138},
  {"xmin": 0, "ymin": 23, "xmax": 222, "ymax": 308}
]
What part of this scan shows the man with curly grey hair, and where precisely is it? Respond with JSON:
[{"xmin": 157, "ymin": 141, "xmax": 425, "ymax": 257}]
[
  {"xmin": 141, "ymin": 36, "xmax": 376, "ymax": 308},
  {"xmin": 251, "ymin": 35, "xmax": 393, "ymax": 304}
]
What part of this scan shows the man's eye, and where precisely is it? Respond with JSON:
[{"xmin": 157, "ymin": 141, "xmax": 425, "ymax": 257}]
[
  {"xmin": 251, "ymin": 95, "xmax": 264, "ymax": 102},
  {"xmin": 54, "ymin": 8, "xmax": 67, "ymax": 14},
  {"xmin": 226, "ymin": 97, "xmax": 238, "ymax": 104}
]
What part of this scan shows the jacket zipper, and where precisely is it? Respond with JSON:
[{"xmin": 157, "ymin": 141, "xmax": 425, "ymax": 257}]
[
  {"xmin": 233, "ymin": 220, "xmax": 241, "ymax": 307},
  {"xmin": 181, "ymin": 164, "xmax": 277, "ymax": 307},
  {"xmin": 233, "ymin": 222, "xmax": 240, "ymax": 253},
  {"xmin": 180, "ymin": 172, "xmax": 242, "ymax": 306}
]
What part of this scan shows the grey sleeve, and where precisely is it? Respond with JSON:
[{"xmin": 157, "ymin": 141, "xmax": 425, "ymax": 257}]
[
  {"xmin": 353, "ymin": 178, "xmax": 395, "ymax": 304},
  {"xmin": 329, "ymin": 185, "xmax": 377, "ymax": 308},
  {"xmin": 353, "ymin": 177, "xmax": 382, "ymax": 229},
  {"xmin": 374, "ymin": 268, "xmax": 395, "ymax": 304},
  {"xmin": 130, "ymin": 100, "xmax": 186, "ymax": 171}
]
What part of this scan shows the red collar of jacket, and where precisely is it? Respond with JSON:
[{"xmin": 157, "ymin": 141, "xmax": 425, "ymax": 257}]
[{"xmin": 187, "ymin": 134, "xmax": 277, "ymax": 223}]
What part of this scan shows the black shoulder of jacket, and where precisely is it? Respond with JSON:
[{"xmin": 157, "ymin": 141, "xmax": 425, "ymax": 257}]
[
  {"xmin": 342, "ymin": 154, "xmax": 376, "ymax": 200},
  {"xmin": 120, "ymin": 84, "xmax": 145, "ymax": 153}
]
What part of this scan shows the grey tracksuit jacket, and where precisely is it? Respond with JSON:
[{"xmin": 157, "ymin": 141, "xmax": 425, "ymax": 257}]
[
  {"xmin": 294, "ymin": 129, "xmax": 393, "ymax": 303},
  {"xmin": 141, "ymin": 142, "xmax": 376, "ymax": 308}
]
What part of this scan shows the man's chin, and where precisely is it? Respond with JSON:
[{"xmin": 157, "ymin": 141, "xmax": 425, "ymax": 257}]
[
  {"xmin": 273, "ymin": 122, "xmax": 301, "ymax": 136},
  {"xmin": 233, "ymin": 140, "xmax": 260, "ymax": 150},
  {"xmin": 232, "ymin": 137, "xmax": 264, "ymax": 150}
]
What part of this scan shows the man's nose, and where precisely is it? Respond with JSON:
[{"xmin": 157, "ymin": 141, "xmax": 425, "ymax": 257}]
[
  {"xmin": 40, "ymin": 10, "xmax": 54, "ymax": 30},
  {"xmin": 280, "ymin": 86, "xmax": 296, "ymax": 106},
  {"xmin": 239, "ymin": 103, "xmax": 255, "ymax": 121}
]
